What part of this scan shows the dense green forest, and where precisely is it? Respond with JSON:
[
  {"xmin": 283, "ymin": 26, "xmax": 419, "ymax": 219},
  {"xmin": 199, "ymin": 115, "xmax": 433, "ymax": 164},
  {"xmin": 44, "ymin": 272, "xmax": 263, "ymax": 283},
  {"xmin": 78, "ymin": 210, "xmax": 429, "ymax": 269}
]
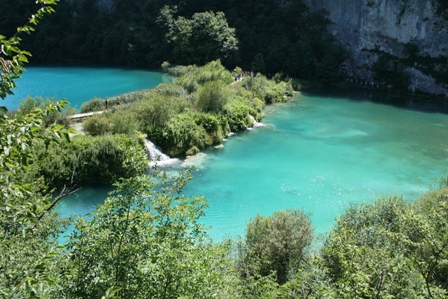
[
  {"xmin": 0, "ymin": 0, "xmax": 346, "ymax": 85},
  {"xmin": 1, "ymin": 1, "xmax": 448, "ymax": 298}
]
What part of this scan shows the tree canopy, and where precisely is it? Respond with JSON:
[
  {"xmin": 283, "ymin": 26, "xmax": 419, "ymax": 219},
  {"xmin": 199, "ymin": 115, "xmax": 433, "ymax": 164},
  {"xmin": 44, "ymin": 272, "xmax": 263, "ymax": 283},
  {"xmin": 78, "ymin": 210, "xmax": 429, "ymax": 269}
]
[
  {"xmin": 0, "ymin": 0, "xmax": 346, "ymax": 84},
  {"xmin": 160, "ymin": 7, "xmax": 238, "ymax": 65}
]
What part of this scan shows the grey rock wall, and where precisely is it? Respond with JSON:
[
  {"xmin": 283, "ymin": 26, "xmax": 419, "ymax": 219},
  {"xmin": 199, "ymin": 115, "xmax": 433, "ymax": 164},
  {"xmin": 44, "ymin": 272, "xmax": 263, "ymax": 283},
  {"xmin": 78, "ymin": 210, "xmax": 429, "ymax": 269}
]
[{"xmin": 303, "ymin": 0, "xmax": 448, "ymax": 95}]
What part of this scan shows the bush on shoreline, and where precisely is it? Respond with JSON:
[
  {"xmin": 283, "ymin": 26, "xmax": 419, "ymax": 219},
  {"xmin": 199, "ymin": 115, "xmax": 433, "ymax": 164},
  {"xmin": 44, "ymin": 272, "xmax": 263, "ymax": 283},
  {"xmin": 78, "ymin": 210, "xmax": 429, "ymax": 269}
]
[
  {"xmin": 15, "ymin": 96, "xmax": 76, "ymax": 127},
  {"xmin": 5, "ymin": 61, "xmax": 293, "ymax": 190},
  {"xmin": 32, "ymin": 134, "xmax": 148, "ymax": 188},
  {"xmin": 80, "ymin": 60, "xmax": 293, "ymax": 157}
]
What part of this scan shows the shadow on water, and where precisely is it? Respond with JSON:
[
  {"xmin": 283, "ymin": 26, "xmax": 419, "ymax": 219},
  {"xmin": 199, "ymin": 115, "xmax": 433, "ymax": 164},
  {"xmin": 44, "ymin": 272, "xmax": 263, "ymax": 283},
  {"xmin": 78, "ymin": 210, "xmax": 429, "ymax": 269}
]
[{"xmin": 304, "ymin": 90, "xmax": 448, "ymax": 114}]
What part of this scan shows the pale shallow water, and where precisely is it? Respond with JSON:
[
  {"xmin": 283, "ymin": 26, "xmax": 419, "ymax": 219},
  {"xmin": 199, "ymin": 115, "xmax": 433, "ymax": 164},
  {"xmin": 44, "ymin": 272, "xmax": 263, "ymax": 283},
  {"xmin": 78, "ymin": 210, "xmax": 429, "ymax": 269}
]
[
  {"xmin": 56, "ymin": 92, "xmax": 448, "ymax": 241},
  {"xmin": 3, "ymin": 66, "xmax": 171, "ymax": 110}
]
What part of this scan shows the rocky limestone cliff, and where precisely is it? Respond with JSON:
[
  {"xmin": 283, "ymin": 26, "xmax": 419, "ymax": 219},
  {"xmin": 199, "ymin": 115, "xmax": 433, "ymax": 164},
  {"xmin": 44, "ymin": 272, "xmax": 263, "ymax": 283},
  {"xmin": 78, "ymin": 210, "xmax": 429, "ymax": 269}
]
[{"xmin": 303, "ymin": 0, "xmax": 448, "ymax": 96}]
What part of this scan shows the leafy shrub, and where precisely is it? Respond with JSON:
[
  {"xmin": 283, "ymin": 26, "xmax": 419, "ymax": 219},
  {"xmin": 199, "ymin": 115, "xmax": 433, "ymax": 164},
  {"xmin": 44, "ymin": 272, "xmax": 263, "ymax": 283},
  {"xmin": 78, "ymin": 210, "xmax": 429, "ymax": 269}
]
[
  {"xmin": 242, "ymin": 75, "xmax": 293, "ymax": 104},
  {"xmin": 136, "ymin": 93, "xmax": 188, "ymax": 131},
  {"xmin": 149, "ymin": 113, "xmax": 208, "ymax": 157},
  {"xmin": 192, "ymin": 112, "xmax": 229, "ymax": 144},
  {"xmin": 59, "ymin": 174, "xmax": 234, "ymax": 299},
  {"xmin": 83, "ymin": 114, "xmax": 113, "ymax": 136},
  {"xmin": 17, "ymin": 96, "xmax": 76, "ymax": 127},
  {"xmin": 322, "ymin": 196, "xmax": 448, "ymax": 298},
  {"xmin": 196, "ymin": 81, "xmax": 229, "ymax": 113},
  {"xmin": 155, "ymin": 83, "xmax": 188, "ymax": 97},
  {"xmin": 32, "ymin": 134, "xmax": 148, "ymax": 188},
  {"xmin": 224, "ymin": 102, "xmax": 253, "ymax": 131},
  {"xmin": 241, "ymin": 210, "xmax": 313, "ymax": 284},
  {"xmin": 172, "ymin": 60, "xmax": 234, "ymax": 93},
  {"xmin": 109, "ymin": 109, "xmax": 139, "ymax": 135},
  {"xmin": 80, "ymin": 97, "xmax": 105, "ymax": 113},
  {"xmin": 186, "ymin": 146, "xmax": 200, "ymax": 156},
  {"xmin": 195, "ymin": 60, "xmax": 234, "ymax": 85},
  {"xmin": 176, "ymin": 74, "xmax": 201, "ymax": 93}
]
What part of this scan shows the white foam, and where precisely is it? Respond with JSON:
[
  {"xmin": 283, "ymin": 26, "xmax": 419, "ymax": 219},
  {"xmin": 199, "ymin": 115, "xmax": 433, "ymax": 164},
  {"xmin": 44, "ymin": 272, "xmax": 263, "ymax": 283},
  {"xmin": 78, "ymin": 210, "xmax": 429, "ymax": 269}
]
[{"xmin": 144, "ymin": 139, "xmax": 179, "ymax": 168}]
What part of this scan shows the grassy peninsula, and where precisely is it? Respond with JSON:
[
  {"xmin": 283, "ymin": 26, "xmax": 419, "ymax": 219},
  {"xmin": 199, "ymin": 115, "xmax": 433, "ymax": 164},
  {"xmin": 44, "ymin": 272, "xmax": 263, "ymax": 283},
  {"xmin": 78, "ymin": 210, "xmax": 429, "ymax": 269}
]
[{"xmin": 12, "ymin": 60, "xmax": 292, "ymax": 190}]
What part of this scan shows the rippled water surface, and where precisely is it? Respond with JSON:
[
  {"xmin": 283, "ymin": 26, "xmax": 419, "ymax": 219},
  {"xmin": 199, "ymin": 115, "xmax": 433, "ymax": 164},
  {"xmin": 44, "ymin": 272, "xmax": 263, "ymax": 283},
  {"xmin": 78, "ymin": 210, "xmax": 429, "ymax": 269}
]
[{"xmin": 57, "ymin": 92, "xmax": 448, "ymax": 241}]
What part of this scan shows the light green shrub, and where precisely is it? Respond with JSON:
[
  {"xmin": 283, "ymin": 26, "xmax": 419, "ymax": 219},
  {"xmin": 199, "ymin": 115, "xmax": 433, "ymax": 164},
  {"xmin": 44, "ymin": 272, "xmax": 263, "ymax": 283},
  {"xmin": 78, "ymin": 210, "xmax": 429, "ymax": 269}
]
[
  {"xmin": 242, "ymin": 210, "xmax": 313, "ymax": 284},
  {"xmin": 17, "ymin": 96, "xmax": 76, "ymax": 127},
  {"xmin": 80, "ymin": 97, "xmax": 105, "ymax": 113},
  {"xmin": 196, "ymin": 81, "xmax": 229, "ymax": 113},
  {"xmin": 83, "ymin": 114, "xmax": 113, "ymax": 136},
  {"xmin": 109, "ymin": 110, "xmax": 139, "ymax": 135}
]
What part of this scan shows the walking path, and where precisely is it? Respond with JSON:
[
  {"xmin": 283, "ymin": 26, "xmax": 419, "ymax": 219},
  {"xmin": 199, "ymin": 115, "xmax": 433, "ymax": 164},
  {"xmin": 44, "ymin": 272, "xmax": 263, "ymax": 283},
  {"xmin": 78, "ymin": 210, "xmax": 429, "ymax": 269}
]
[{"xmin": 69, "ymin": 110, "xmax": 103, "ymax": 121}]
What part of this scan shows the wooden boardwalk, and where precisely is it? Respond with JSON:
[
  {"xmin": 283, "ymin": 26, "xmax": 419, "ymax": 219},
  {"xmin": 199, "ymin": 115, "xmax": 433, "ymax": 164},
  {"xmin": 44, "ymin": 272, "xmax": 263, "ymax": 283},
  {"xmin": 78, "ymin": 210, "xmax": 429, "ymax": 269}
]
[{"xmin": 69, "ymin": 111, "xmax": 103, "ymax": 121}]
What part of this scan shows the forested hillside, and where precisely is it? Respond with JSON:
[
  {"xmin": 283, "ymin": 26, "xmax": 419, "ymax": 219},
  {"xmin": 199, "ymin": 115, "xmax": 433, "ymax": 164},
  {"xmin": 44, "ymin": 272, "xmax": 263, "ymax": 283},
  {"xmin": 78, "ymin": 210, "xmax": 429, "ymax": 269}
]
[
  {"xmin": 0, "ymin": 0, "xmax": 345, "ymax": 84},
  {"xmin": 3, "ymin": 0, "xmax": 447, "ymax": 94}
]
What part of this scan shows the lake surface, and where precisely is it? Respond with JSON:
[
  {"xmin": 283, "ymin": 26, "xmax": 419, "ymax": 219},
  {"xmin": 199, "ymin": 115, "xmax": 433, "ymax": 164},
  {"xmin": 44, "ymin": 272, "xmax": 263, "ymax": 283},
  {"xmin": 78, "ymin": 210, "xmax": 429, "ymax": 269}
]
[
  {"xmin": 3, "ymin": 66, "xmax": 171, "ymax": 110},
  {"xmin": 56, "ymin": 92, "xmax": 448, "ymax": 241}
]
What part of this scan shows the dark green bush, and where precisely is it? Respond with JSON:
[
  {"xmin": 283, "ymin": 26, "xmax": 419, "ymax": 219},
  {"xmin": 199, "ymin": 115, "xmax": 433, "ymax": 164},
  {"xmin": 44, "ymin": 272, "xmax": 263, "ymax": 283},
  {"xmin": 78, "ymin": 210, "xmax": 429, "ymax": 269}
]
[
  {"xmin": 148, "ymin": 113, "xmax": 208, "ymax": 157},
  {"xmin": 192, "ymin": 112, "xmax": 229, "ymax": 144},
  {"xmin": 32, "ymin": 134, "xmax": 148, "ymax": 188}
]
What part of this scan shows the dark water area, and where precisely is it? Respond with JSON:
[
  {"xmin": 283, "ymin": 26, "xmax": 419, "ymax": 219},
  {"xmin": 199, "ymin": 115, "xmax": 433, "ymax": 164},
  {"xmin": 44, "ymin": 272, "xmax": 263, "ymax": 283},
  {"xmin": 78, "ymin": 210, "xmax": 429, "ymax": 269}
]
[{"xmin": 314, "ymin": 89, "xmax": 448, "ymax": 114}]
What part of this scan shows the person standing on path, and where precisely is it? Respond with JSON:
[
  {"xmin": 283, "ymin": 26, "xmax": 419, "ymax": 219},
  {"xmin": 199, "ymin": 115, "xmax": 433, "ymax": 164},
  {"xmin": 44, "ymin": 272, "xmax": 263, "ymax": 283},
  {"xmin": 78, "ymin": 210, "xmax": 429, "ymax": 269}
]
[{"xmin": 105, "ymin": 97, "xmax": 108, "ymax": 110}]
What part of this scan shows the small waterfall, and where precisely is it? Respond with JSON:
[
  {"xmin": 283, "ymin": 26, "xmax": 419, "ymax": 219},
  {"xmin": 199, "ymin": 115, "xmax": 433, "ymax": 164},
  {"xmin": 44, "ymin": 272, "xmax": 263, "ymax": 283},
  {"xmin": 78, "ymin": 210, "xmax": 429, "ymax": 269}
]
[
  {"xmin": 143, "ymin": 139, "xmax": 179, "ymax": 167},
  {"xmin": 248, "ymin": 115, "xmax": 264, "ymax": 128}
]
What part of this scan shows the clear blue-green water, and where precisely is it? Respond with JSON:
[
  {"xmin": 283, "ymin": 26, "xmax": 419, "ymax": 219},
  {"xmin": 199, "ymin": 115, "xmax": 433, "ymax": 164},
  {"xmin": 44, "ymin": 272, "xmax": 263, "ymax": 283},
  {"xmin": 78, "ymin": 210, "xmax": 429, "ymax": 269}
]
[
  {"xmin": 3, "ymin": 66, "xmax": 171, "ymax": 110},
  {"xmin": 57, "ymin": 92, "xmax": 448, "ymax": 241}
]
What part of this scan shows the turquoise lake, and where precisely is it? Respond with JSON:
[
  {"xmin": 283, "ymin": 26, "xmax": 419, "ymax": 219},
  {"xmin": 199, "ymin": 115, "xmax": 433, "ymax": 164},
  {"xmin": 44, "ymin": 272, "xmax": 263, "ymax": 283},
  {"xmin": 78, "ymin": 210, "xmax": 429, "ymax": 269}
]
[
  {"xmin": 56, "ymin": 91, "xmax": 448, "ymax": 241},
  {"xmin": 7, "ymin": 66, "xmax": 447, "ymax": 241},
  {"xmin": 3, "ymin": 66, "xmax": 171, "ymax": 110}
]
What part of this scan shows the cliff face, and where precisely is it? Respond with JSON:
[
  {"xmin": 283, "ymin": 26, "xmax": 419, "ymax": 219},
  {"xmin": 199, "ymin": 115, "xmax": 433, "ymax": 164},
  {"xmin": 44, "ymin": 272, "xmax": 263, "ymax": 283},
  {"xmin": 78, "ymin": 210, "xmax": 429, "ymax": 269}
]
[{"xmin": 304, "ymin": 0, "xmax": 448, "ymax": 96}]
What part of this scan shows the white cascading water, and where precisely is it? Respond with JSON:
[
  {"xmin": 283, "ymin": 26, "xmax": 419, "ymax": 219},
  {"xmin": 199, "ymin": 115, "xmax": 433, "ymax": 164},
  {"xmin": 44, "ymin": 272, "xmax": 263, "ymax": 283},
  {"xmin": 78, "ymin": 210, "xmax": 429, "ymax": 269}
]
[
  {"xmin": 248, "ymin": 115, "xmax": 264, "ymax": 128},
  {"xmin": 143, "ymin": 139, "xmax": 179, "ymax": 167}
]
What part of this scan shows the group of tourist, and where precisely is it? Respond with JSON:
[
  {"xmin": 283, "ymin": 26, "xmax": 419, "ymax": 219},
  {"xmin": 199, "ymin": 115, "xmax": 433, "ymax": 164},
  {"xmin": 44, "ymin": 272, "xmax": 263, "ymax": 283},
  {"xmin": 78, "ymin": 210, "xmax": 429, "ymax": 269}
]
[
  {"xmin": 104, "ymin": 96, "xmax": 120, "ymax": 110},
  {"xmin": 234, "ymin": 71, "xmax": 255, "ymax": 81}
]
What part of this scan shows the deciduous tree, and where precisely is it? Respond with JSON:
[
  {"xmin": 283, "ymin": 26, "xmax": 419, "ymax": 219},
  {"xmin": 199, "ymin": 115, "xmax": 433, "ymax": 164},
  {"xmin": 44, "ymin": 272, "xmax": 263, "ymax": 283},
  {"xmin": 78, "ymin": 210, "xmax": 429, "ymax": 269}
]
[
  {"xmin": 160, "ymin": 7, "xmax": 238, "ymax": 65},
  {"xmin": 242, "ymin": 209, "xmax": 313, "ymax": 284}
]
